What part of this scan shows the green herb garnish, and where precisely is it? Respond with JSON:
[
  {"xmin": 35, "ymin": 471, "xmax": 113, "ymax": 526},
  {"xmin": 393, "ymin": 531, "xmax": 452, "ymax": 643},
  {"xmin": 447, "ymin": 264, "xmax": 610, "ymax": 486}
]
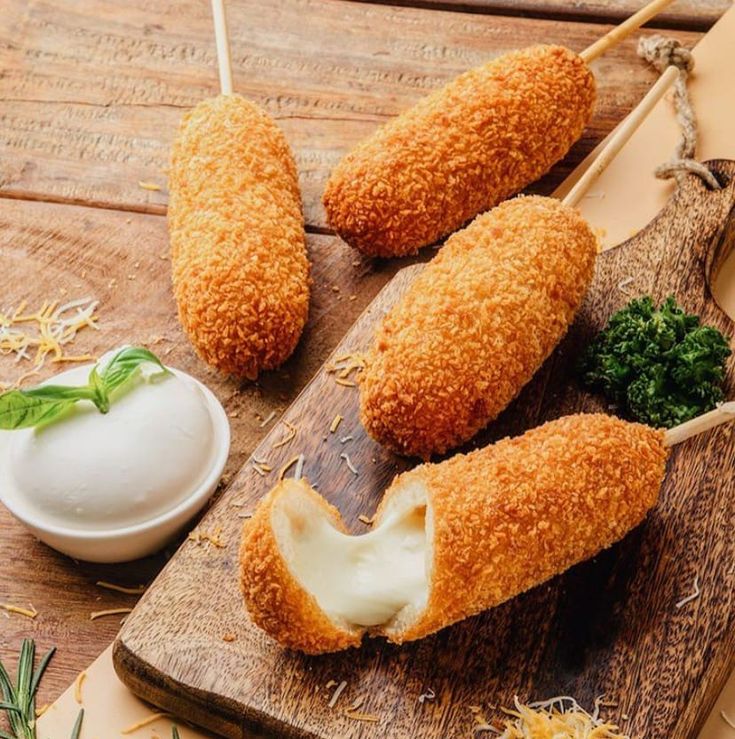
[
  {"xmin": 0, "ymin": 639, "xmax": 54, "ymax": 738},
  {"xmin": 579, "ymin": 295, "xmax": 731, "ymax": 428},
  {"xmin": 0, "ymin": 347, "xmax": 169, "ymax": 430}
]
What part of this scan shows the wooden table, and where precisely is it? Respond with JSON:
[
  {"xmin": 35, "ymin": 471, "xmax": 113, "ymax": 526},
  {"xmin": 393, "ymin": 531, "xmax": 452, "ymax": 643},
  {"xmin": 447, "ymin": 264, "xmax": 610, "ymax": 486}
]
[{"xmin": 0, "ymin": 0, "xmax": 728, "ymax": 720}]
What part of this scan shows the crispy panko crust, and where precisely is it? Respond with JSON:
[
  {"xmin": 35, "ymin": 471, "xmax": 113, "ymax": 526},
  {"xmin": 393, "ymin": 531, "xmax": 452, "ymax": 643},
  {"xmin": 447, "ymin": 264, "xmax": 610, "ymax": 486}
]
[
  {"xmin": 169, "ymin": 94, "xmax": 310, "ymax": 379},
  {"xmin": 323, "ymin": 45, "xmax": 595, "ymax": 257},
  {"xmin": 239, "ymin": 479, "xmax": 362, "ymax": 654},
  {"xmin": 383, "ymin": 413, "xmax": 668, "ymax": 643},
  {"xmin": 359, "ymin": 196, "xmax": 597, "ymax": 459}
]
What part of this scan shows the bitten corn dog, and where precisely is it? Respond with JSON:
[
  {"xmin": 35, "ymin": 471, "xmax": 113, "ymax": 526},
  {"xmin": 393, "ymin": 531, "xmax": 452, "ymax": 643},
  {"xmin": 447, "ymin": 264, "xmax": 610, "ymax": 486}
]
[
  {"xmin": 169, "ymin": 94, "xmax": 310, "ymax": 379},
  {"xmin": 239, "ymin": 414, "xmax": 668, "ymax": 654},
  {"xmin": 323, "ymin": 45, "xmax": 595, "ymax": 257},
  {"xmin": 359, "ymin": 195, "xmax": 597, "ymax": 459}
]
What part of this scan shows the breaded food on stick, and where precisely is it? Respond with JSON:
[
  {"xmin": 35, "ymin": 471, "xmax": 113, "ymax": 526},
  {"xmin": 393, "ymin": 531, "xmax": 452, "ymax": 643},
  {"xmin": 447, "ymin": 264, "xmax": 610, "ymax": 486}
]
[
  {"xmin": 169, "ymin": 94, "xmax": 310, "ymax": 379},
  {"xmin": 323, "ymin": 45, "xmax": 595, "ymax": 258},
  {"xmin": 359, "ymin": 195, "xmax": 597, "ymax": 459},
  {"xmin": 240, "ymin": 414, "xmax": 668, "ymax": 654}
]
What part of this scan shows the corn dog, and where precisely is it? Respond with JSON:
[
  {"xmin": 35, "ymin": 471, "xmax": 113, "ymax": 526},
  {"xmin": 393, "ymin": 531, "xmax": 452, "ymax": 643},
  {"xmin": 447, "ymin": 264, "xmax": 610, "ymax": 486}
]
[
  {"xmin": 359, "ymin": 195, "xmax": 597, "ymax": 459},
  {"xmin": 169, "ymin": 94, "xmax": 310, "ymax": 379},
  {"xmin": 239, "ymin": 414, "xmax": 668, "ymax": 654},
  {"xmin": 323, "ymin": 45, "xmax": 595, "ymax": 257}
]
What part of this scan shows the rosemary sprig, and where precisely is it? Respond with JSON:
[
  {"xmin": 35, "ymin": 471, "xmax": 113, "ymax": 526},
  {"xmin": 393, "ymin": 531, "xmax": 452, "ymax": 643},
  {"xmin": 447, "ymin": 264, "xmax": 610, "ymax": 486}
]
[
  {"xmin": 0, "ymin": 639, "xmax": 55, "ymax": 739},
  {"xmin": 70, "ymin": 709, "xmax": 84, "ymax": 739}
]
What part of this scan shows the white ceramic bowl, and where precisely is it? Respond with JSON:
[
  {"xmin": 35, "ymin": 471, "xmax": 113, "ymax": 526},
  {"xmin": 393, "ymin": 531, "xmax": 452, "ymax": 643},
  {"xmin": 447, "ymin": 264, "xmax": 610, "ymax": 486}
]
[{"xmin": 0, "ymin": 369, "xmax": 230, "ymax": 563}]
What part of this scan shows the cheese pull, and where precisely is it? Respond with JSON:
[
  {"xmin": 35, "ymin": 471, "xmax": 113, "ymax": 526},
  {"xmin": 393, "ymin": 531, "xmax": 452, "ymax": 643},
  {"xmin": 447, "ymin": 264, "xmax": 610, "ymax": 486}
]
[
  {"xmin": 323, "ymin": 45, "xmax": 595, "ymax": 257},
  {"xmin": 239, "ymin": 414, "xmax": 668, "ymax": 654}
]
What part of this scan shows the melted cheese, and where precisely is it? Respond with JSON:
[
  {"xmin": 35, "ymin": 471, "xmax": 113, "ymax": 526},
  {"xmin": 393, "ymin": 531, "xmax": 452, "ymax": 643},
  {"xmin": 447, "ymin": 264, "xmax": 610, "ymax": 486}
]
[{"xmin": 285, "ymin": 505, "xmax": 427, "ymax": 627}]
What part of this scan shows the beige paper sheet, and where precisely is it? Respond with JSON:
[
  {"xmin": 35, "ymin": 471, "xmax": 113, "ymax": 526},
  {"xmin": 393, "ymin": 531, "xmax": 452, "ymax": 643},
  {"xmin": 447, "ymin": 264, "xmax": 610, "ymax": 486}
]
[{"xmin": 37, "ymin": 4, "xmax": 735, "ymax": 737}]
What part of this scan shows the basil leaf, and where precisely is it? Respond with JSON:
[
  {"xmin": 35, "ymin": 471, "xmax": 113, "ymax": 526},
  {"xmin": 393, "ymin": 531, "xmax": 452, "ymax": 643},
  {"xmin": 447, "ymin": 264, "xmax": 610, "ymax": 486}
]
[
  {"xmin": 100, "ymin": 346, "xmax": 169, "ymax": 395},
  {"xmin": 0, "ymin": 390, "xmax": 75, "ymax": 430},
  {"xmin": 87, "ymin": 365, "xmax": 109, "ymax": 413}
]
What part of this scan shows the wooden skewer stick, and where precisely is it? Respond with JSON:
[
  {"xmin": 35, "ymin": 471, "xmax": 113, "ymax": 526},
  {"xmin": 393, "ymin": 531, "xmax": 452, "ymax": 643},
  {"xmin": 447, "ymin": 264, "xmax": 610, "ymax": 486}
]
[
  {"xmin": 562, "ymin": 65, "xmax": 677, "ymax": 208},
  {"xmin": 211, "ymin": 0, "xmax": 234, "ymax": 96},
  {"xmin": 580, "ymin": 0, "xmax": 676, "ymax": 64},
  {"xmin": 664, "ymin": 402, "xmax": 735, "ymax": 447}
]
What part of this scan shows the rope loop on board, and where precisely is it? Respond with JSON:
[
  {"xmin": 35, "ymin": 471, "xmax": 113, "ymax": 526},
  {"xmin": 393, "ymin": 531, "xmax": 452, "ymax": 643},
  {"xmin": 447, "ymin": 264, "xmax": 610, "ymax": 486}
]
[{"xmin": 637, "ymin": 35, "xmax": 721, "ymax": 190}]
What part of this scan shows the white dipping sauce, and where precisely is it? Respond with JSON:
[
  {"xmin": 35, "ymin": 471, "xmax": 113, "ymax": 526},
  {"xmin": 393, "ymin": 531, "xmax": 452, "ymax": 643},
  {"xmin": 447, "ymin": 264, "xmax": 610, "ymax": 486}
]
[{"xmin": 3, "ymin": 360, "xmax": 216, "ymax": 531}]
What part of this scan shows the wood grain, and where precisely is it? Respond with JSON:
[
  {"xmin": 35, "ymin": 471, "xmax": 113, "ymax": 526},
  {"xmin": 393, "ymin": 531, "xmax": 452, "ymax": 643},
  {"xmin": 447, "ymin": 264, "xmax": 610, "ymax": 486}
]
[
  {"xmin": 0, "ymin": 196, "xmax": 408, "ymax": 709},
  {"xmin": 0, "ymin": 0, "xmax": 699, "ymax": 228},
  {"xmin": 349, "ymin": 0, "xmax": 730, "ymax": 31},
  {"xmin": 115, "ymin": 162, "xmax": 735, "ymax": 738}
]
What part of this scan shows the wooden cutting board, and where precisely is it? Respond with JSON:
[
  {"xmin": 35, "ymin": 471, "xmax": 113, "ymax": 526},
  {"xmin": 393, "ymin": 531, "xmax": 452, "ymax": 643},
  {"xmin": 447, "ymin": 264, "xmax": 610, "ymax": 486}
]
[{"xmin": 114, "ymin": 162, "xmax": 735, "ymax": 738}]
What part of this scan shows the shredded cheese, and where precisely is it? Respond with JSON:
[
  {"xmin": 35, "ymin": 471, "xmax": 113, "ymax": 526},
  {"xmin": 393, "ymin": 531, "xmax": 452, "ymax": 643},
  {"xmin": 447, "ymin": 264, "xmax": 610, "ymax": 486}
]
[
  {"xmin": 330, "ymin": 414, "xmax": 343, "ymax": 433},
  {"xmin": 1, "ymin": 603, "xmax": 38, "ymax": 619},
  {"xmin": 721, "ymin": 710, "xmax": 735, "ymax": 730},
  {"xmin": 259, "ymin": 410, "xmax": 276, "ymax": 428},
  {"xmin": 187, "ymin": 528, "xmax": 226, "ymax": 549},
  {"xmin": 489, "ymin": 696, "xmax": 629, "ymax": 739},
  {"xmin": 137, "ymin": 181, "xmax": 162, "ymax": 191},
  {"xmin": 121, "ymin": 712, "xmax": 172, "ymax": 734},
  {"xmin": 89, "ymin": 607, "xmax": 133, "ymax": 621},
  {"xmin": 675, "ymin": 575, "xmax": 701, "ymax": 609},
  {"xmin": 328, "ymin": 680, "xmax": 347, "ymax": 708},
  {"xmin": 96, "ymin": 581, "xmax": 147, "ymax": 596},
  {"xmin": 358, "ymin": 514, "xmax": 374, "ymax": 526},
  {"xmin": 0, "ymin": 297, "xmax": 99, "ymax": 385},
  {"xmin": 271, "ymin": 421, "xmax": 297, "ymax": 450},
  {"xmin": 340, "ymin": 452, "xmax": 359, "ymax": 476},
  {"xmin": 418, "ymin": 688, "xmax": 436, "ymax": 704},
  {"xmin": 74, "ymin": 671, "xmax": 86, "ymax": 704},
  {"xmin": 279, "ymin": 454, "xmax": 302, "ymax": 480}
]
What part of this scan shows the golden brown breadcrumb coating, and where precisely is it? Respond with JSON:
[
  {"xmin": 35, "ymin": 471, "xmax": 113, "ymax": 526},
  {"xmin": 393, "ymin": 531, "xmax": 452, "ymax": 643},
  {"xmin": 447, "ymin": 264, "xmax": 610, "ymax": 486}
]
[
  {"xmin": 359, "ymin": 196, "xmax": 597, "ymax": 459},
  {"xmin": 238, "ymin": 414, "xmax": 668, "ymax": 653},
  {"xmin": 323, "ymin": 45, "xmax": 595, "ymax": 257},
  {"xmin": 169, "ymin": 94, "xmax": 310, "ymax": 379},
  {"xmin": 383, "ymin": 413, "xmax": 668, "ymax": 643},
  {"xmin": 239, "ymin": 479, "xmax": 362, "ymax": 654}
]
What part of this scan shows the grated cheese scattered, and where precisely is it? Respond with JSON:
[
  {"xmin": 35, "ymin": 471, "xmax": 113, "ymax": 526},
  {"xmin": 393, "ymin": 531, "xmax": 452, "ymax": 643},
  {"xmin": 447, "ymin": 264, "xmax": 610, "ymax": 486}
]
[
  {"xmin": 138, "ymin": 181, "xmax": 162, "ymax": 191},
  {"xmin": 279, "ymin": 454, "xmax": 302, "ymax": 480},
  {"xmin": 340, "ymin": 435, "xmax": 353, "ymax": 444},
  {"xmin": 271, "ymin": 421, "xmax": 297, "ymax": 450},
  {"xmin": 358, "ymin": 514, "xmax": 374, "ymax": 526},
  {"xmin": 259, "ymin": 410, "xmax": 276, "ymax": 428},
  {"xmin": 1, "ymin": 602, "xmax": 38, "ymax": 619},
  {"xmin": 89, "ymin": 607, "xmax": 133, "ymax": 621},
  {"xmin": 187, "ymin": 528, "xmax": 226, "ymax": 549},
  {"xmin": 617, "ymin": 277, "xmax": 634, "ymax": 295},
  {"xmin": 345, "ymin": 710, "xmax": 380, "ymax": 723},
  {"xmin": 74, "ymin": 671, "xmax": 86, "ymax": 704},
  {"xmin": 0, "ymin": 297, "xmax": 99, "ymax": 385},
  {"xmin": 330, "ymin": 414, "xmax": 343, "ymax": 433},
  {"xmin": 675, "ymin": 575, "xmax": 701, "ymax": 609},
  {"xmin": 487, "ymin": 696, "xmax": 629, "ymax": 739},
  {"xmin": 418, "ymin": 688, "xmax": 436, "ymax": 704},
  {"xmin": 121, "ymin": 712, "xmax": 172, "ymax": 734},
  {"xmin": 293, "ymin": 454, "xmax": 305, "ymax": 480},
  {"xmin": 335, "ymin": 378, "xmax": 356, "ymax": 388},
  {"xmin": 721, "ymin": 710, "xmax": 735, "ymax": 730},
  {"xmin": 328, "ymin": 680, "xmax": 347, "ymax": 708},
  {"xmin": 340, "ymin": 452, "xmax": 359, "ymax": 476},
  {"xmin": 96, "ymin": 581, "xmax": 146, "ymax": 596}
]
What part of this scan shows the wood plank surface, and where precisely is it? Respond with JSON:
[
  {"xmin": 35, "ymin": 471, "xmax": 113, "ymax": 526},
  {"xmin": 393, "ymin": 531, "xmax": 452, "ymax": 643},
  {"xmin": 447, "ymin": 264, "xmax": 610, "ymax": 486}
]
[
  {"xmin": 115, "ymin": 161, "xmax": 735, "ymax": 738},
  {"xmin": 0, "ymin": 0, "xmax": 699, "ymax": 229},
  {"xmin": 0, "ymin": 196, "xmax": 408, "ymax": 708},
  {"xmin": 351, "ymin": 0, "xmax": 730, "ymax": 31}
]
